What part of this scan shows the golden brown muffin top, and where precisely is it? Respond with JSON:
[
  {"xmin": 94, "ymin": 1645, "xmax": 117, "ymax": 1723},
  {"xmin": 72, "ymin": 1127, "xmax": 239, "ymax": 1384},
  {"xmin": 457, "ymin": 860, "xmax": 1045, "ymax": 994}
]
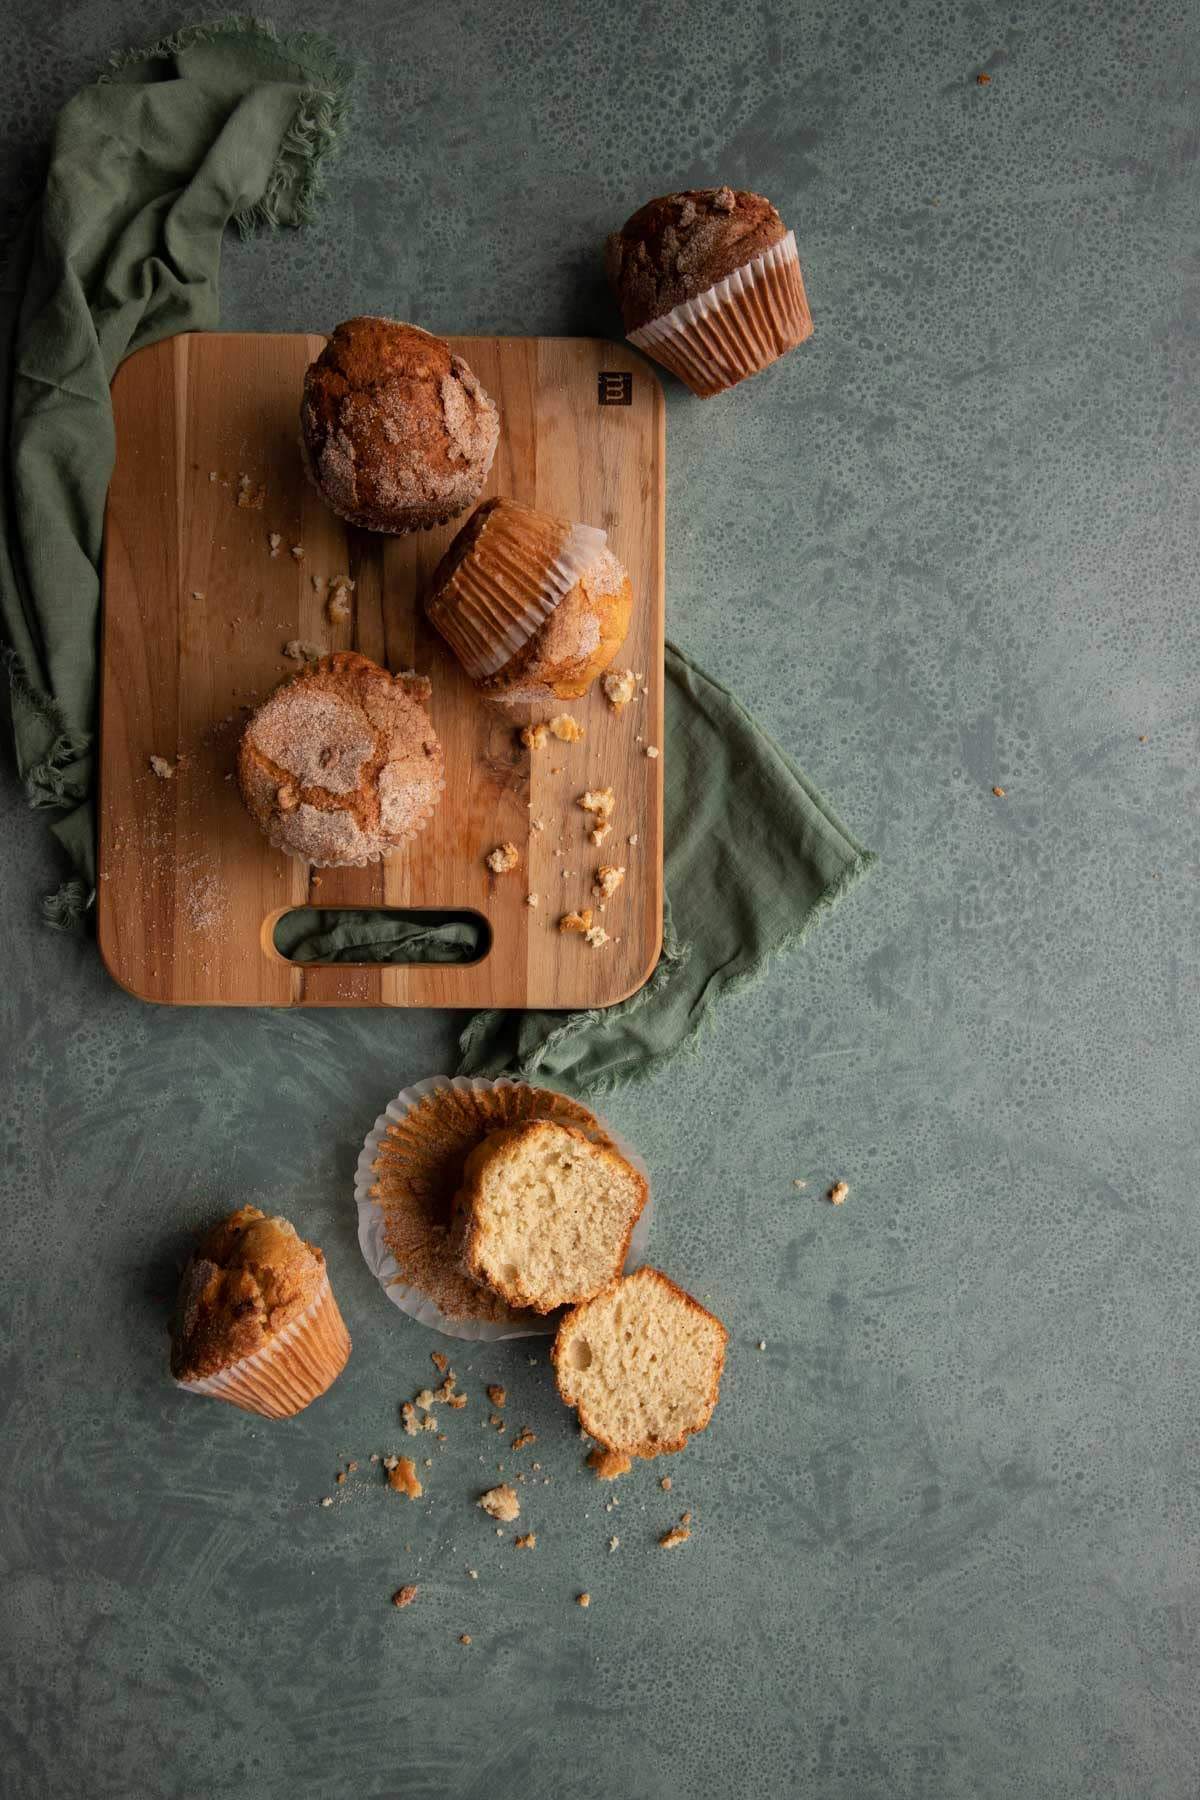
[
  {"xmin": 300, "ymin": 317, "xmax": 499, "ymax": 532},
  {"xmin": 606, "ymin": 187, "xmax": 788, "ymax": 332},
  {"xmin": 237, "ymin": 651, "xmax": 443, "ymax": 866},
  {"xmin": 171, "ymin": 1206, "xmax": 328, "ymax": 1381}
]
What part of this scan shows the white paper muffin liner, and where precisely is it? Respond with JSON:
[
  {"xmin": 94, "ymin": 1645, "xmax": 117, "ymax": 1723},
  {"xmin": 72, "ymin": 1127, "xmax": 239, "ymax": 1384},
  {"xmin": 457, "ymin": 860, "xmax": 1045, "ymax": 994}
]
[
  {"xmin": 355, "ymin": 1075, "xmax": 653, "ymax": 1340},
  {"xmin": 628, "ymin": 230, "xmax": 811, "ymax": 396},
  {"xmin": 175, "ymin": 1272, "xmax": 351, "ymax": 1418},
  {"xmin": 430, "ymin": 519, "xmax": 608, "ymax": 682}
]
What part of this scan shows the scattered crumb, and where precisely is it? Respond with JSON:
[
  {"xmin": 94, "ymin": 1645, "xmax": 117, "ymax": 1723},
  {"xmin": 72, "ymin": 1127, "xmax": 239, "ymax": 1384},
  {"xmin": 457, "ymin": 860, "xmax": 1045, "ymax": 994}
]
[
  {"xmin": 577, "ymin": 1592, "xmax": 591, "ymax": 1608},
  {"xmin": 348, "ymin": 1461, "xmax": 358, "ymax": 1473},
  {"xmin": 392, "ymin": 1585, "xmax": 418, "ymax": 1608},
  {"xmin": 401, "ymin": 1402, "xmax": 420, "ymax": 1436},
  {"xmin": 757, "ymin": 1340, "xmax": 767, "ymax": 1352},
  {"xmin": 659, "ymin": 1522, "xmax": 691, "ymax": 1549},
  {"xmin": 578, "ymin": 788, "xmax": 615, "ymax": 818},
  {"xmin": 446, "ymin": 1393, "xmax": 468, "ymax": 1410},
  {"xmin": 628, "ymin": 833, "xmax": 639, "ymax": 846},
  {"xmin": 976, "ymin": 70, "xmax": 992, "ymax": 86},
  {"xmin": 593, "ymin": 865, "xmax": 625, "ymax": 900},
  {"xmin": 660, "ymin": 1476, "xmax": 672, "ymax": 1492},
  {"xmin": 531, "ymin": 818, "xmax": 545, "ymax": 832},
  {"xmin": 511, "ymin": 1428, "xmax": 536, "ymax": 1452},
  {"xmin": 431, "ymin": 1352, "xmax": 448, "ymax": 1373},
  {"xmin": 319, "ymin": 1496, "xmax": 333, "ymax": 1508},
  {"xmin": 793, "ymin": 1179, "xmax": 807, "ymax": 1190},
  {"xmin": 487, "ymin": 1385, "xmax": 506, "ymax": 1408},
  {"xmin": 459, "ymin": 1634, "xmax": 472, "ymax": 1647},
  {"xmin": 608, "ymin": 1536, "xmax": 620, "ymax": 1552},
  {"xmin": 559, "ymin": 909, "xmax": 594, "ymax": 934},
  {"xmin": 290, "ymin": 544, "xmax": 305, "ymax": 561},
  {"xmin": 526, "ymin": 892, "xmax": 539, "ymax": 908},
  {"xmin": 327, "ymin": 586, "xmax": 352, "ymax": 623},
  {"xmin": 992, "ymin": 785, "xmax": 1006, "ymax": 798},
  {"xmin": 645, "ymin": 745, "xmax": 659, "ymax": 759},
  {"xmin": 521, "ymin": 722, "xmax": 549, "ymax": 751},
  {"xmin": 584, "ymin": 925, "xmax": 610, "ymax": 949},
  {"xmin": 486, "ymin": 842, "xmax": 520, "ymax": 875},
  {"xmin": 828, "ymin": 1180, "xmax": 849, "ymax": 1207},
  {"xmin": 335, "ymin": 1471, "xmax": 347, "ymax": 1486},
  {"xmin": 478, "ymin": 1484, "xmax": 520, "ymax": 1522},
  {"xmin": 310, "ymin": 573, "xmax": 327, "ymax": 592},
  {"xmin": 467, "ymin": 1569, "xmax": 478, "ymax": 1580},
  {"xmin": 602, "ymin": 668, "xmax": 637, "ymax": 711},
  {"xmin": 386, "ymin": 1457, "xmax": 422, "ymax": 1500},
  {"xmin": 282, "ymin": 639, "xmax": 323, "ymax": 663},
  {"xmin": 149, "ymin": 755, "xmax": 175, "ymax": 780},
  {"xmin": 587, "ymin": 1447, "xmax": 632, "ymax": 1481},
  {"xmin": 589, "ymin": 821, "xmax": 612, "ymax": 846},
  {"xmin": 268, "ymin": 532, "xmax": 282, "ymax": 556},
  {"xmin": 514, "ymin": 1533, "xmax": 536, "ymax": 1550},
  {"xmin": 550, "ymin": 714, "xmax": 584, "ymax": 742},
  {"xmin": 490, "ymin": 1414, "xmax": 505, "ymax": 1429},
  {"xmin": 190, "ymin": 590, "xmax": 205, "ymax": 601},
  {"xmin": 208, "ymin": 470, "xmax": 217, "ymax": 481}
]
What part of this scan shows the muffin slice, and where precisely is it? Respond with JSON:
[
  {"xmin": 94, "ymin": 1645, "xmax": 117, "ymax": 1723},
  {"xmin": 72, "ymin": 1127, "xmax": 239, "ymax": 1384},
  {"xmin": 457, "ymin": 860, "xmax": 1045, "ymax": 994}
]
[
  {"xmin": 457, "ymin": 1120, "xmax": 647, "ymax": 1313},
  {"xmin": 552, "ymin": 1267, "xmax": 727, "ymax": 1457}
]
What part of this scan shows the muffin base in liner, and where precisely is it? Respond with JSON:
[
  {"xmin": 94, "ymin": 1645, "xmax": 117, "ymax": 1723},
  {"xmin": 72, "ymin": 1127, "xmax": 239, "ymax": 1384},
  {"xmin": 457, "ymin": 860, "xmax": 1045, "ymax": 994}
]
[
  {"xmin": 426, "ymin": 507, "xmax": 607, "ymax": 683},
  {"xmin": 175, "ymin": 1274, "xmax": 351, "ymax": 1418},
  {"xmin": 355, "ymin": 1075, "xmax": 653, "ymax": 1341},
  {"xmin": 628, "ymin": 230, "xmax": 811, "ymax": 397}
]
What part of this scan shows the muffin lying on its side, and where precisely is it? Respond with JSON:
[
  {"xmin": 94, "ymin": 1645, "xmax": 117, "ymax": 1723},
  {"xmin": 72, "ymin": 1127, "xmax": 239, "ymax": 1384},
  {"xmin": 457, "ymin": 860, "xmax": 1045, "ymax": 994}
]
[
  {"xmin": 552, "ymin": 1267, "xmax": 726, "ymax": 1457},
  {"xmin": 457, "ymin": 1119, "xmax": 647, "ymax": 1313}
]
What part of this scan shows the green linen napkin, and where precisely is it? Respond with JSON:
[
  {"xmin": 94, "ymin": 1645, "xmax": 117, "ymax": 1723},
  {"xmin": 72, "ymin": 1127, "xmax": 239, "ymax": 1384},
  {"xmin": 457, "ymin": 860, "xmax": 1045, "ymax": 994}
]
[
  {"xmin": 0, "ymin": 17, "xmax": 352, "ymax": 926},
  {"xmin": 281, "ymin": 643, "xmax": 876, "ymax": 1096}
]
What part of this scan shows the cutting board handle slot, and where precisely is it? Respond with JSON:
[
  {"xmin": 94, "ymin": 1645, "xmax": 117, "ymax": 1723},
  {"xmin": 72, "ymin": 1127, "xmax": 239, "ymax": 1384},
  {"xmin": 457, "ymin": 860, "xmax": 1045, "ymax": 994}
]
[{"xmin": 264, "ymin": 906, "xmax": 491, "ymax": 969}]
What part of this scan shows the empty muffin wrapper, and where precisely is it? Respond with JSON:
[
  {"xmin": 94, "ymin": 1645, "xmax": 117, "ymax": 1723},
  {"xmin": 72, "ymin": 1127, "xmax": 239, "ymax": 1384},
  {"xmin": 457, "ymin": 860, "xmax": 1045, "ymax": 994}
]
[{"xmin": 355, "ymin": 1074, "xmax": 653, "ymax": 1340}]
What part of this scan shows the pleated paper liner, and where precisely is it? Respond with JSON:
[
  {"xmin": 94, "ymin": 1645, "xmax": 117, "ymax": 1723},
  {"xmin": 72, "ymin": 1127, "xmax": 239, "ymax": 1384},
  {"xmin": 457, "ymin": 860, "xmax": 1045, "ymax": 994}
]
[
  {"xmin": 424, "ymin": 500, "xmax": 607, "ymax": 682},
  {"xmin": 356, "ymin": 1075, "xmax": 653, "ymax": 1341},
  {"xmin": 628, "ymin": 229, "xmax": 812, "ymax": 397},
  {"xmin": 175, "ymin": 1274, "xmax": 352, "ymax": 1419}
]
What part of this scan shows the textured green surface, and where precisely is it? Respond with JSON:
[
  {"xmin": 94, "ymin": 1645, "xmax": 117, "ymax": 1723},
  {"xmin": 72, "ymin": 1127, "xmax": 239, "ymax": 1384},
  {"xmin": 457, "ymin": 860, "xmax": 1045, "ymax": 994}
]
[{"xmin": 2, "ymin": 5, "xmax": 1198, "ymax": 1797}]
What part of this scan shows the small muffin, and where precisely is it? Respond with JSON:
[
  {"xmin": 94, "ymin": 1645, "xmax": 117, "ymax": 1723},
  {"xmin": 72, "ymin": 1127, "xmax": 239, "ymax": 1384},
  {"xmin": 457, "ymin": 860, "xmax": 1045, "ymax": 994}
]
[
  {"xmin": 238, "ymin": 651, "xmax": 444, "ymax": 866},
  {"xmin": 606, "ymin": 187, "xmax": 812, "ymax": 397},
  {"xmin": 424, "ymin": 498, "xmax": 633, "ymax": 703},
  {"xmin": 171, "ymin": 1206, "xmax": 351, "ymax": 1418},
  {"xmin": 552, "ymin": 1267, "xmax": 727, "ymax": 1458},
  {"xmin": 457, "ymin": 1119, "xmax": 648, "ymax": 1313},
  {"xmin": 300, "ymin": 317, "xmax": 499, "ymax": 533}
]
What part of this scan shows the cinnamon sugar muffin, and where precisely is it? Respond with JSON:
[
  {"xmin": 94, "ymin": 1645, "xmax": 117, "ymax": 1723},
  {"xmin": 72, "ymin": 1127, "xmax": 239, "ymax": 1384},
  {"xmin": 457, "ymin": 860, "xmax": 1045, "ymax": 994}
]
[
  {"xmin": 300, "ymin": 318, "xmax": 499, "ymax": 533},
  {"xmin": 606, "ymin": 187, "xmax": 812, "ymax": 396},
  {"xmin": 237, "ymin": 651, "xmax": 444, "ymax": 866},
  {"xmin": 424, "ymin": 499, "xmax": 633, "ymax": 704},
  {"xmin": 171, "ymin": 1206, "xmax": 351, "ymax": 1418}
]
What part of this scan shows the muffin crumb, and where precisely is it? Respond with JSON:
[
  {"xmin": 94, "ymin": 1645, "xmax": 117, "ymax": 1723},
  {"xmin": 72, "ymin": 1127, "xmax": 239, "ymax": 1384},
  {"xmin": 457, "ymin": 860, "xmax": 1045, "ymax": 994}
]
[
  {"xmin": 514, "ymin": 1532, "xmax": 537, "ymax": 1550},
  {"xmin": 660, "ymin": 1476, "xmax": 672, "ymax": 1492},
  {"xmin": 268, "ymin": 532, "xmax": 282, "ymax": 556},
  {"xmin": 578, "ymin": 788, "xmax": 615, "ymax": 818},
  {"xmin": 602, "ymin": 668, "xmax": 637, "ymax": 711},
  {"xmin": 486, "ymin": 843, "xmax": 520, "ymax": 875},
  {"xmin": 327, "ymin": 585, "xmax": 353, "ymax": 623},
  {"xmin": 387, "ymin": 1457, "xmax": 422, "ymax": 1500},
  {"xmin": 486, "ymin": 1384, "xmax": 507, "ymax": 1408},
  {"xmin": 281, "ymin": 639, "xmax": 323, "ymax": 664},
  {"xmin": 290, "ymin": 544, "xmax": 305, "ymax": 561},
  {"xmin": 431, "ymin": 1352, "xmax": 448, "ymax": 1372},
  {"xmin": 589, "ymin": 822, "xmax": 612, "ymax": 846},
  {"xmin": 593, "ymin": 865, "xmax": 625, "ymax": 900},
  {"xmin": 584, "ymin": 925, "xmax": 610, "ymax": 949},
  {"xmin": 550, "ymin": 714, "xmax": 584, "ymax": 742},
  {"xmin": 511, "ymin": 1428, "xmax": 536, "ymax": 1452},
  {"xmin": 459, "ymin": 1634, "xmax": 472, "ymax": 1646},
  {"xmin": 478, "ymin": 1484, "xmax": 520, "ymax": 1522},
  {"xmin": 608, "ymin": 1536, "xmax": 620, "ymax": 1552},
  {"xmin": 559, "ymin": 909, "xmax": 594, "ymax": 934},
  {"xmin": 577, "ymin": 1592, "xmax": 591, "ymax": 1608},
  {"xmin": 149, "ymin": 755, "xmax": 175, "ymax": 780},
  {"xmin": 587, "ymin": 1447, "xmax": 632, "ymax": 1480},
  {"xmin": 526, "ymin": 892, "xmax": 539, "ymax": 908},
  {"xmin": 829, "ymin": 1180, "xmax": 849, "ymax": 1206},
  {"xmin": 521, "ymin": 722, "xmax": 549, "ymax": 750},
  {"xmin": 659, "ymin": 1522, "xmax": 691, "ymax": 1549},
  {"xmin": 992, "ymin": 785, "xmax": 1006, "ymax": 798},
  {"xmin": 645, "ymin": 744, "xmax": 659, "ymax": 759},
  {"xmin": 392, "ymin": 1585, "xmax": 418, "ymax": 1608}
]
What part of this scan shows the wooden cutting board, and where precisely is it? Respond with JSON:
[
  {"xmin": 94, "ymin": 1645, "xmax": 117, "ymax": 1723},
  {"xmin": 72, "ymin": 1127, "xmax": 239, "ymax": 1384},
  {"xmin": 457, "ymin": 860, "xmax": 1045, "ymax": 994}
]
[{"xmin": 99, "ymin": 333, "xmax": 664, "ymax": 1008}]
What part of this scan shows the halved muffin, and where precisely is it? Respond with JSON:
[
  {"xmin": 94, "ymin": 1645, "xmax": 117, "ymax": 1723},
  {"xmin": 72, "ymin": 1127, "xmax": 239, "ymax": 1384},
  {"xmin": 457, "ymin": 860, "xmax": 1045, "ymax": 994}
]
[{"xmin": 457, "ymin": 1119, "xmax": 647, "ymax": 1313}]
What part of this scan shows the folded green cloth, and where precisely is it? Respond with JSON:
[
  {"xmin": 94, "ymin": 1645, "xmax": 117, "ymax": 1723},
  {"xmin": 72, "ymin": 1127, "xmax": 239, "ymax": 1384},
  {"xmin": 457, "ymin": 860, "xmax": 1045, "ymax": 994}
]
[
  {"xmin": 280, "ymin": 643, "xmax": 876, "ymax": 1095},
  {"xmin": 0, "ymin": 17, "xmax": 351, "ymax": 926}
]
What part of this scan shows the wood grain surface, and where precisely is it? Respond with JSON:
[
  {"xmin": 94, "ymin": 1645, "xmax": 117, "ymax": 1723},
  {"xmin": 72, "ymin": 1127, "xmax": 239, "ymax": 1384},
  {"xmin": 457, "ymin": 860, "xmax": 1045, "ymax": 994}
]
[{"xmin": 98, "ymin": 333, "xmax": 664, "ymax": 1008}]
